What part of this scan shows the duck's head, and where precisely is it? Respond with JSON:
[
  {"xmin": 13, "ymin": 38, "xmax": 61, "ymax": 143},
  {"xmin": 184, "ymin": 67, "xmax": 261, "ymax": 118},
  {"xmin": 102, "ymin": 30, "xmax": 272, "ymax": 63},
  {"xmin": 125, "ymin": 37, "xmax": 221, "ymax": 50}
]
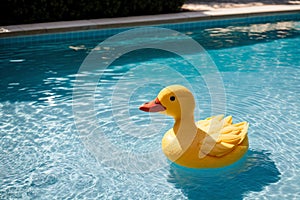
[{"xmin": 139, "ymin": 85, "xmax": 195, "ymax": 119}]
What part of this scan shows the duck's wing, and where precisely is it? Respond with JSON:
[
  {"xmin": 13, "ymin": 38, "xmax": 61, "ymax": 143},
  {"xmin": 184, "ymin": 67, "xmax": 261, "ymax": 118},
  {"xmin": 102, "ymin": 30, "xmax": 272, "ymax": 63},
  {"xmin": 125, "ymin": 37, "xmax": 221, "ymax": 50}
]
[
  {"xmin": 197, "ymin": 115, "xmax": 249, "ymax": 158},
  {"xmin": 196, "ymin": 115, "xmax": 232, "ymax": 133}
]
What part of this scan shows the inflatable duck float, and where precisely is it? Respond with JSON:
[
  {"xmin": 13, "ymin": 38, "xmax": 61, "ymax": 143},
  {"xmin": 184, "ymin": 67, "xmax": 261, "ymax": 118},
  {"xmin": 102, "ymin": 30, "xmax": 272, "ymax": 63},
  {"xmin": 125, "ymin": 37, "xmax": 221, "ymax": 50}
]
[{"xmin": 139, "ymin": 85, "xmax": 249, "ymax": 168}]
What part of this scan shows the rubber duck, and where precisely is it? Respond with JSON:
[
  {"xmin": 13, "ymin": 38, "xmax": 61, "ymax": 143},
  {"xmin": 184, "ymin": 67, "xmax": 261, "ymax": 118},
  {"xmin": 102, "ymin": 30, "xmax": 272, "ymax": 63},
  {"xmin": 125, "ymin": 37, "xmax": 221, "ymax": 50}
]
[{"xmin": 139, "ymin": 85, "xmax": 249, "ymax": 168}]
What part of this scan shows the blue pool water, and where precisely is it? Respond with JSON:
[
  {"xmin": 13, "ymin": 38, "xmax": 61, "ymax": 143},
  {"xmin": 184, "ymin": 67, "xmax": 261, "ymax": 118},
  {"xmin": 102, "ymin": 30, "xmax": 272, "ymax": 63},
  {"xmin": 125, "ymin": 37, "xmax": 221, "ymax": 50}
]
[{"xmin": 1, "ymin": 15, "xmax": 300, "ymax": 199}]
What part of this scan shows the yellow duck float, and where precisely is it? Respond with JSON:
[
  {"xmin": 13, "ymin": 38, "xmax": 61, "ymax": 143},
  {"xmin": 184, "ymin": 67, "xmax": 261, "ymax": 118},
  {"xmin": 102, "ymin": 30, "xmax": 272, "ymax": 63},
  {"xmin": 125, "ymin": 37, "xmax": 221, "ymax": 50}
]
[{"xmin": 139, "ymin": 85, "xmax": 249, "ymax": 168}]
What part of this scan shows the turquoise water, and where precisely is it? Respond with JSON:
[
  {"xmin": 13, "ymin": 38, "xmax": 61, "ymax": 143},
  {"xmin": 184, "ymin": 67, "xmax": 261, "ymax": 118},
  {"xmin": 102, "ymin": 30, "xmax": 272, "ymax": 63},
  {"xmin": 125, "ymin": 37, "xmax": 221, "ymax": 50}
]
[{"xmin": 1, "ymin": 17, "xmax": 300, "ymax": 199}]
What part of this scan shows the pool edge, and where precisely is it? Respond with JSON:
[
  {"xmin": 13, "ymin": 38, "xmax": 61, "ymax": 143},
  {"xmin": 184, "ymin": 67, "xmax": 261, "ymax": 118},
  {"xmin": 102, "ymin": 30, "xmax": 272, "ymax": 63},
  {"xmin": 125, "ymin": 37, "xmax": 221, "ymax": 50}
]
[{"xmin": 1, "ymin": 5, "xmax": 300, "ymax": 38}]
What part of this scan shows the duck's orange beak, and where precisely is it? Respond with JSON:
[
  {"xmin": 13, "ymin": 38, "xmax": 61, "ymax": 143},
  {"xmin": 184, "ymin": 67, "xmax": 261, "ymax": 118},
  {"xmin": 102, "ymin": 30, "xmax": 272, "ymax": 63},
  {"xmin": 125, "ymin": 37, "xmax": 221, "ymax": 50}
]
[{"xmin": 139, "ymin": 97, "xmax": 166, "ymax": 112}]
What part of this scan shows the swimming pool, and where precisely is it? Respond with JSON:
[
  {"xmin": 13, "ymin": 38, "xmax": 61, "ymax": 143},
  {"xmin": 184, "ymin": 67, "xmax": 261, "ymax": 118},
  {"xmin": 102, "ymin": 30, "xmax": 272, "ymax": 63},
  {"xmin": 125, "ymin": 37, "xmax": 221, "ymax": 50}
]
[{"xmin": 1, "ymin": 13, "xmax": 300, "ymax": 199}]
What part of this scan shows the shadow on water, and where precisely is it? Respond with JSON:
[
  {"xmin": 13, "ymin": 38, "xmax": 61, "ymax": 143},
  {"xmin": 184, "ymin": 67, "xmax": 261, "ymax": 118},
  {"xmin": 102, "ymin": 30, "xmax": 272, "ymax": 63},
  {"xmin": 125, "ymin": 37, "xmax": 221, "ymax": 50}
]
[{"xmin": 167, "ymin": 150, "xmax": 280, "ymax": 200}]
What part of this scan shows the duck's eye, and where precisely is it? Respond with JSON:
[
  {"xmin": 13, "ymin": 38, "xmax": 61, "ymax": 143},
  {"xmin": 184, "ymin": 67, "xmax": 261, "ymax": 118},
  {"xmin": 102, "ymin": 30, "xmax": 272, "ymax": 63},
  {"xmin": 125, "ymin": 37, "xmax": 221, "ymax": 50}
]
[{"xmin": 170, "ymin": 96, "xmax": 175, "ymax": 101}]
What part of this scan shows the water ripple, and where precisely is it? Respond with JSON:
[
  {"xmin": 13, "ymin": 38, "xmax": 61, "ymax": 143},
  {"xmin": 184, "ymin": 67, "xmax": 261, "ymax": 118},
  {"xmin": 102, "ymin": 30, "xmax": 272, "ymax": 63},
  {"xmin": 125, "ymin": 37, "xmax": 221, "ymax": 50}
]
[{"xmin": 1, "ymin": 19, "xmax": 300, "ymax": 199}]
